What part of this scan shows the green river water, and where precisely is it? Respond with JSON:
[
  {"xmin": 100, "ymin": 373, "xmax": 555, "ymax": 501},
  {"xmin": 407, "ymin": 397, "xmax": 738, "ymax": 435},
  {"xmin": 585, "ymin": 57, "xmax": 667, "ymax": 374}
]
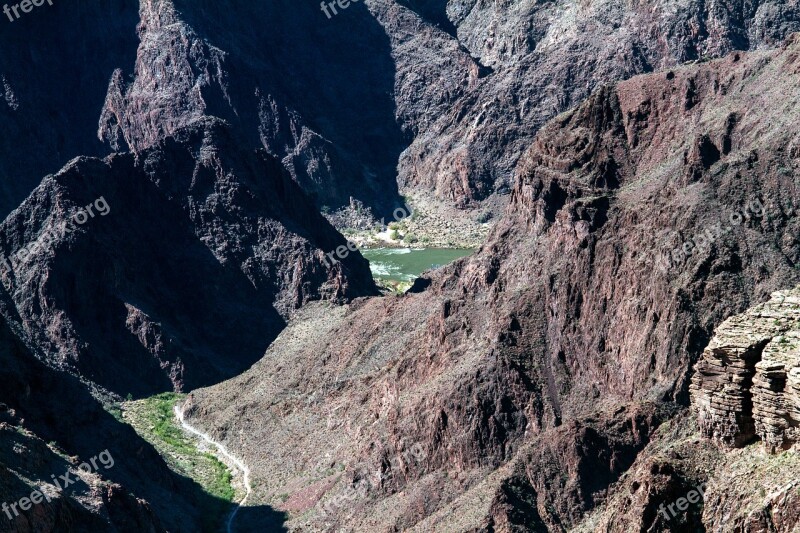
[{"xmin": 361, "ymin": 248, "xmax": 474, "ymax": 283}]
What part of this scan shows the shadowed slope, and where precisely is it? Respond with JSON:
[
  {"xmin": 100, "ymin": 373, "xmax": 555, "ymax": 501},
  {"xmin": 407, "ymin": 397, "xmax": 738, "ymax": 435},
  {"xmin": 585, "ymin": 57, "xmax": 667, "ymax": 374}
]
[{"xmin": 0, "ymin": 118, "xmax": 377, "ymax": 397}]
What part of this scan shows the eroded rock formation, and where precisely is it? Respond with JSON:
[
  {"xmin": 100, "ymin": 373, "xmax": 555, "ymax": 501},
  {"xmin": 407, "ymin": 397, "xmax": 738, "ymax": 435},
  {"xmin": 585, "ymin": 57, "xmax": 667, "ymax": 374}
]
[
  {"xmin": 2, "ymin": 3, "xmax": 800, "ymax": 531},
  {"xmin": 692, "ymin": 288, "xmax": 800, "ymax": 452},
  {"xmin": 3, "ymin": 0, "xmax": 799, "ymax": 220}
]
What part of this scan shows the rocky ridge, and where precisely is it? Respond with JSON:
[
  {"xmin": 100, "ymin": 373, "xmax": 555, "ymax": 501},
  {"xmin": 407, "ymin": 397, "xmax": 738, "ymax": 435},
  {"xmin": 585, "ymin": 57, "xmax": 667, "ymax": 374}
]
[
  {"xmin": 0, "ymin": 118, "xmax": 376, "ymax": 398},
  {"xmin": 5, "ymin": 0, "xmax": 799, "ymax": 227},
  {"xmin": 395, "ymin": 0, "xmax": 800, "ymax": 207}
]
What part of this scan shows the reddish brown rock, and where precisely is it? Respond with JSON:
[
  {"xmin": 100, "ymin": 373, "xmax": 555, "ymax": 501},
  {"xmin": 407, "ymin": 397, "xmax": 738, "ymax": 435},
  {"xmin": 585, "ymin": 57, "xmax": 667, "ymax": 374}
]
[{"xmin": 187, "ymin": 38, "xmax": 800, "ymax": 531}]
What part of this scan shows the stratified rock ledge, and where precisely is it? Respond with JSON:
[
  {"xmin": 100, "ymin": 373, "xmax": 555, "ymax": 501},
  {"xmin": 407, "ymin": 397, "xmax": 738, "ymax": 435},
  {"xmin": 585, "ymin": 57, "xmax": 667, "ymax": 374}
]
[{"xmin": 691, "ymin": 288, "xmax": 800, "ymax": 452}]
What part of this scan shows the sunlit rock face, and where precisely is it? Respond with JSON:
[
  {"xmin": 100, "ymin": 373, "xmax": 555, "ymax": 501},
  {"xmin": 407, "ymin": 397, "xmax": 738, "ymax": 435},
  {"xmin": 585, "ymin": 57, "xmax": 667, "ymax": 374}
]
[{"xmin": 692, "ymin": 289, "xmax": 800, "ymax": 452}]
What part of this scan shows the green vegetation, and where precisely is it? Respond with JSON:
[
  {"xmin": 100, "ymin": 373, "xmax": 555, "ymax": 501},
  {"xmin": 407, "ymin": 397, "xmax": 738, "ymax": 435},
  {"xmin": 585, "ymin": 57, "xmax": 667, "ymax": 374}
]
[
  {"xmin": 122, "ymin": 393, "xmax": 236, "ymax": 532},
  {"xmin": 403, "ymin": 233, "xmax": 419, "ymax": 244},
  {"xmin": 204, "ymin": 453, "xmax": 235, "ymax": 502},
  {"xmin": 104, "ymin": 401, "xmax": 125, "ymax": 423},
  {"xmin": 139, "ymin": 393, "xmax": 196, "ymax": 454}
]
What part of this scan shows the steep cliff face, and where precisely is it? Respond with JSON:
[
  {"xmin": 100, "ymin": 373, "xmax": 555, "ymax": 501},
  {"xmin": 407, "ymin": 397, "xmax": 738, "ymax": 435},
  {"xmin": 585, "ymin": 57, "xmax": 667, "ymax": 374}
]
[
  {"xmin": 691, "ymin": 288, "xmax": 800, "ymax": 452},
  {"xmin": 98, "ymin": 0, "xmax": 410, "ymax": 218},
  {"xmin": 99, "ymin": 0, "xmax": 800, "ymax": 211},
  {"xmin": 5, "ymin": 0, "xmax": 796, "ymax": 222},
  {"xmin": 185, "ymin": 36, "xmax": 800, "ymax": 531},
  {"xmin": 395, "ymin": 0, "xmax": 800, "ymax": 205},
  {"xmin": 0, "ymin": 0, "xmax": 140, "ymax": 219},
  {"xmin": 496, "ymin": 40, "xmax": 800, "ymax": 410},
  {"xmin": 0, "ymin": 118, "xmax": 376, "ymax": 397}
]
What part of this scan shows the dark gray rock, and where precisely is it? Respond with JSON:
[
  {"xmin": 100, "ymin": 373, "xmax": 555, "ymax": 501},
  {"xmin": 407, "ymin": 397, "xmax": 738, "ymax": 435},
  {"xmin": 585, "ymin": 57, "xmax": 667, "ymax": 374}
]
[{"xmin": 0, "ymin": 118, "xmax": 377, "ymax": 397}]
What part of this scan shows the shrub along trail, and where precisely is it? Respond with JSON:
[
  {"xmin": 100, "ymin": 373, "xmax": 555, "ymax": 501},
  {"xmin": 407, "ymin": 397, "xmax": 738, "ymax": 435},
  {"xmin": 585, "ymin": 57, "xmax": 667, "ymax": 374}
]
[{"xmin": 174, "ymin": 404, "xmax": 252, "ymax": 533}]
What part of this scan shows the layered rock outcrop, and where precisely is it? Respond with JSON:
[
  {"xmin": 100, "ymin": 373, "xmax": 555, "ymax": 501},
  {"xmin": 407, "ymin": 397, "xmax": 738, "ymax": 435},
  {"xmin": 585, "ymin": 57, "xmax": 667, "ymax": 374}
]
[
  {"xmin": 691, "ymin": 288, "xmax": 800, "ymax": 452},
  {"xmin": 753, "ymin": 333, "xmax": 800, "ymax": 452}
]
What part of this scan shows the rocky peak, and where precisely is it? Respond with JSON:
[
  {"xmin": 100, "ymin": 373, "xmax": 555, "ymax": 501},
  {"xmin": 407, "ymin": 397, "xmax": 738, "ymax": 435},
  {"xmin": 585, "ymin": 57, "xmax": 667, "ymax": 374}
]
[{"xmin": 0, "ymin": 118, "xmax": 376, "ymax": 397}]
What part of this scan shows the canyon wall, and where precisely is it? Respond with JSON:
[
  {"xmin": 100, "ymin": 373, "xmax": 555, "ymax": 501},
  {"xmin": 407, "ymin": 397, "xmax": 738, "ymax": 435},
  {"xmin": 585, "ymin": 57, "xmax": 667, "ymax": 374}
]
[
  {"xmin": 0, "ymin": 118, "xmax": 376, "ymax": 397},
  {"xmin": 3, "ymin": 1, "xmax": 800, "ymax": 219},
  {"xmin": 186, "ymin": 36, "xmax": 800, "ymax": 531}
]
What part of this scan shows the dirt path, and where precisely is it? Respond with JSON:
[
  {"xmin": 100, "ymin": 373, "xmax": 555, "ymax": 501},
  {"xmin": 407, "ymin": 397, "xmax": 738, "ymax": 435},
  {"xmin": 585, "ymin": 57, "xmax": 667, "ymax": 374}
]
[{"xmin": 174, "ymin": 405, "xmax": 252, "ymax": 533}]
